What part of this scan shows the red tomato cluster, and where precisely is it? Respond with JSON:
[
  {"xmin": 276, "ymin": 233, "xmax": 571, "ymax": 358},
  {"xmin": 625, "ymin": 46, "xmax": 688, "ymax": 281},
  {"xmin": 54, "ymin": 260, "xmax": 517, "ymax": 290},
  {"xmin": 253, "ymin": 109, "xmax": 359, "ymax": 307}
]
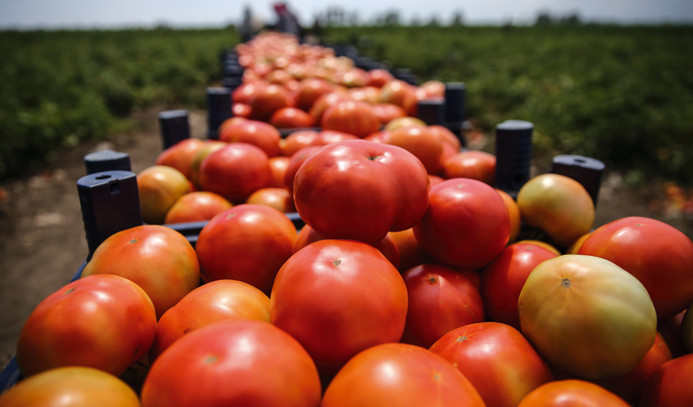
[{"xmin": 5, "ymin": 31, "xmax": 693, "ymax": 407}]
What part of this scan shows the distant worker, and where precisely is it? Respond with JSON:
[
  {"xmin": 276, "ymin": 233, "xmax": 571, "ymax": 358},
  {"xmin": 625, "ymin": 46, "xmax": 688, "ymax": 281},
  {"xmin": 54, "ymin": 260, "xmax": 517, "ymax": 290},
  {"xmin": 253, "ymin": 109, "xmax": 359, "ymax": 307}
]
[
  {"xmin": 273, "ymin": 2, "xmax": 302, "ymax": 39},
  {"xmin": 239, "ymin": 6, "xmax": 263, "ymax": 42}
]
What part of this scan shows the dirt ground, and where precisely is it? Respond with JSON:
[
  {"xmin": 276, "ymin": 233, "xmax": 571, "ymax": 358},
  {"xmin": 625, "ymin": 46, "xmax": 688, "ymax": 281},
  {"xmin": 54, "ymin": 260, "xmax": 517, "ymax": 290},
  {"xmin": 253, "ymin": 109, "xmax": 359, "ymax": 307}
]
[{"xmin": 1, "ymin": 107, "xmax": 691, "ymax": 372}]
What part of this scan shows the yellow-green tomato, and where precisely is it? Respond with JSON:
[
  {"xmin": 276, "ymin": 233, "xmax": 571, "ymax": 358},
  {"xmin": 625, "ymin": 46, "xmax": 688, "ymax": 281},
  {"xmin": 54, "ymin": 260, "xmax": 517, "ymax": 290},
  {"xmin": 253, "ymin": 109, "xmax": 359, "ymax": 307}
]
[
  {"xmin": 518, "ymin": 254, "xmax": 657, "ymax": 380},
  {"xmin": 516, "ymin": 173, "xmax": 594, "ymax": 247}
]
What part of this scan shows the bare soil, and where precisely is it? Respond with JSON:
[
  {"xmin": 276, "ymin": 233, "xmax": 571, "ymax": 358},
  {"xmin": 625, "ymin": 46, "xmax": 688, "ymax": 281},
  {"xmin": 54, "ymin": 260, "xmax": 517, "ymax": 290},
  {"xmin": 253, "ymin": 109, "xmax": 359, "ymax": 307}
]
[{"xmin": 1, "ymin": 107, "xmax": 691, "ymax": 371}]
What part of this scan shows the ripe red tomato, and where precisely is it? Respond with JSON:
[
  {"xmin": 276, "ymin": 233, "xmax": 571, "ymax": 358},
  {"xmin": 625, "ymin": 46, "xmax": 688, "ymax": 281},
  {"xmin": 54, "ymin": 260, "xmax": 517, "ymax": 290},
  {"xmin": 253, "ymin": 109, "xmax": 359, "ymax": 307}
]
[
  {"xmin": 16, "ymin": 274, "xmax": 156, "ymax": 376},
  {"xmin": 280, "ymin": 129, "xmax": 358, "ymax": 157},
  {"xmin": 198, "ymin": 142, "xmax": 272, "ymax": 204},
  {"xmin": 218, "ymin": 117, "xmax": 281, "ymax": 157},
  {"xmin": 577, "ymin": 216, "xmax": 693, "ymax": 318},
  {"xmin": 0, "ymin": 366, "xmax": 141, "ymax": 407},
  {"xmin": 414, "ymin": 178, "xmax": 510, "ymax": 268},
  {"xmin": 267, "ymin": 156, "xmax": 290, "ymax": 187},
  {"xmin": 517, "ymin": 173, "xmax": 595, "ymax": 247},
  {"xmin": 283, "ymin": 145, "xmax": 321, "ymax": 195},
  {"xmin": 293, "ymin": 77, "xmax": 338, "ymax": 111},
  {"xmin": 320, "ymin": 100, "xmax": 381, "ymax": 138},
  {"xmin": 380, "ymin": 79, "xmax": 418, "ymax": 116},
  {"xmin": 518, "ymin": 380, "xmax": 630, "ymax": 407},
  {"xmin": 596, "ymin": 332, "xmax": 673, "ymax": 405},
  {"xmin": 518, "ymin": 254, "xmax": 658, "ymax": 380},
  {"xmin": 386, "ymin": 125, "xmax": 445, "ymax": 174},
  {"xmin": 338, "ymin": 67, "xmax": 369, "ymax": 88},
  {"xmin": 155, "ymin": 138, "xmax": 206, "ymax": 180},
  {"xmin": 308, "ymin": 91, "xmax": 349, "ymax": 124},
  {"xmin": 189, "ymin": 140, "xmax": 226, "ymax": 188},
  {"xmin": 150, "ymin": 279, "xmax": 270, "ymax": 359},
  {"xmin": 640, "ymin": 353, "xmax": 693, "ymax": 407},
  {"xmin": 195, "ymin": 204, "xmax": 297, "ymax": 293},
  {"xmin": 232, "ymin": 81, "xmax": 265, "ymax": 105},
  {"xmin": 497, "ymin": 189, "xmax": 521, "ymax": 243},
  {"xmin": 137, "ymin": 165, "xmax": 190, "ymax": 224},
  {"xmin": 402, "ymin": 264, "xmax": 484, "ymax": 347},
  {"xmin": 163, "ymin": 191, "xmax": 233, "ymax": 224},
  {"xmin": 442, "ymin": 150, "xmax": 496, "ymax": 184},
  {"xmin": 430, "ymin": 322, "xmax": 555, "ymax": 407},
  {"xmin": 269, "ymin": 107, "xmax": 315, "ymax": 129},
  {"xmin": 81, "ymin": 225, "xmax": 199, "ymax": 318},
  {"xmin": 232, "ymin": 102, "xmax": 252, "ymax": 118},
  {"xmin": 372, "ymin": 103, "xmax": 406, "ymax": 125},
  {"xmin": 141, "ymin": 320, "xmax": 322, "ymax": 407},
  {"xmin": 480, "ymin": 242, "xmax": 558, "ymax": 329},
  {"xmin": 245, "ymin": 187, "xmax": 295, "ymax": 213},
  {"xmin": 293, "ymin": 139, "xmax": 430, "ymax": 245},
  {"xmin": 292, "ymin": 224, "xmax": 400, "ymax": 268},
  {"xmin": 247, "ymin": 83, "xmax": 294, "ymax": 122},
  {"xmin": 366, "ymin": 68, "xmax": 395, "ymax": 88},
  {"xmin": 270, "ymin": 239, "xmax": 408, "ymax": 371},
  {"xmin": 388, "ymin": 228, "xmax": 433, "ymax": 272},
  {"xmin": 321, "ymin": 343, "xmax": 485, "ymax": 407},
  {"xmin": 347, "ymin": 86, "xmax": 381, "ymax": 104}
]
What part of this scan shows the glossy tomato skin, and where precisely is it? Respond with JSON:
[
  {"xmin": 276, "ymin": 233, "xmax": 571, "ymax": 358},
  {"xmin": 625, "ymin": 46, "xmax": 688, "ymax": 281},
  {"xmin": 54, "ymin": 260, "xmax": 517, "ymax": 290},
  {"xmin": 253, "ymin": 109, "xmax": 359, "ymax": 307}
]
[
  {"xmin": 415, "ymin": 178, "xmax": 510, "ymax": 269},
  {"xmin": 640, "ymin": 353, "xmax": 693, "ymax": 407},
  {"xmin": 402, "ymin": 264, "xmax": 484, "ymax": 348},
  {"xmin": 480, "ymin": 242, "xmax": 558, "ymax": 329},
  {"xmin": 442, "ymin": 150, "xmax": 496, "ymax": 184},
  {"xmin": 247, "ymin": 83, "xmax": 293, "ymax": 122},
  {"xmin": 81, "ymin": 224, "xmax": 200, "ymax": 318},
  {"xmin": 198, "ymin": 142, "xmax": 272, "ymax": 204},
  {"xmin": 293, "ymin": 139, "xmax": 430, "ymax": 245},
  {"xmin": 518, "ymin": 254, "xmax": 658, "ymax": 380},
  {"xmin": 141, "ymin": 320, "xmax": 322, "ymax": 407},
  {"xmin": 577, "ymin": 216, "xmax": 693, "ymax": 318},
  {"xmin": 430, "ymin": 322, "xmax": 555, "ymax": 407},
  {"xmin": 137, "ymin": 165, "xmax": 190, "ymax": 224},
  {"xmin": 516, "ymin": 173, "xmax": 595, "ymax": 248},
  {"xmin": 0, "ymin": 366, "xmax": 141, "ymax": 407},
  {"xmin": 195, "ymin": 204, "xmax": 296, "ymax": 293},
  {"xmin": 518, "ymin": 380, "xmax": 630, "ymax": 407},
  {"xmin": 16, "ymin": 274, "xmax": 157, "ymax": 376},
  {"xmin": 150, "ymin": 279, "xmax": 270, "ymax": 359},
  {"xmin": 320, "ymin": 100, "xmax": 381, "ymax": 138},
  {"xmin": 270, "ymin": 107, "xmax": 315, "ymax": 129},
  {"xmin": 155, "ymin": 138, "xmax": 206, "ymax": 180},
  {"xmin": 270, "ymin": 239, "xmax": 408, "ymax": 371},
  {"xmin": 321, "ymin": 343, "xmax": 485, "ymax": 407},
  {"xmin": 163, "ymin": 191, "xmax": 233, "ymax": 224},
  {"xmin": 245, "ymin": 187, "xmax": 296, "ymax": 213},
  {"xmin": 386, "ymin": 125, "xmax": 445, "ymax": 174},
  {"xmin": 218, "ymin": 118, "xmax": 282, "ymax": 157}
]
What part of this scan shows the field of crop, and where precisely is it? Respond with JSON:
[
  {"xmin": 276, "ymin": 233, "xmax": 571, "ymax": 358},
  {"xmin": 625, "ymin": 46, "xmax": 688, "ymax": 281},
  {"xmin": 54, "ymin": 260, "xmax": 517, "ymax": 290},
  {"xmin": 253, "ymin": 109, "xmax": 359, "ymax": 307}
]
[{"xmin": 1, "ymin": 24, "xmax": 692, "ymax": 190}]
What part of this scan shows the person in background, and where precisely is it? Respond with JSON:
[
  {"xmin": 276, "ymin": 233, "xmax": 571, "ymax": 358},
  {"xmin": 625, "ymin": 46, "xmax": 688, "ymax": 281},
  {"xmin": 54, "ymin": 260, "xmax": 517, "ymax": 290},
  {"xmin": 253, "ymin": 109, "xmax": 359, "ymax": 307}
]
[
  {"xmin": 273, "ymin": 2, "xmax": 302, "ymax": 40},
  {"xmin": 239, "ymin": 6, "xmax": 263, "ymax": 42}
]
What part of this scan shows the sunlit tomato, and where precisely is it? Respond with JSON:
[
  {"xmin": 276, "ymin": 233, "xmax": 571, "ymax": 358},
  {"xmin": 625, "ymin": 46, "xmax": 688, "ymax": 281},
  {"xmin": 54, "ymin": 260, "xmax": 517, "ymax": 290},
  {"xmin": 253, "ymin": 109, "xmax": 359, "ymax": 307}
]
[
  {"xmin": 267, "ymin": 156, "xmax": 290, "ymax": 187},
  {"xmin": 380, "ymin": 79, "xmax": 418, "ymax": 116},
  {"xmin": 155, "ymin": 138, "xmax": 206, "ymax": 180},
  {"xmin": 141, "ymin": 320, "xmax": 321, "ymax": 407},
  {"xmin": 248, "ymin": 83, "xmax": 294, "ymax": 122},
  {"xmin": 388, "ymin": 228, "xmax": 433, "ymax": 272},
  {"xmin": 81, "ymin": 225, "xmax": 200, "ymax": 318},
  {"xmin": 293, "ymin": 140, "xmax": 430, "ymax": 245},
  {"xmin": 293, "ymin": 77, "xmax": 338, "ymax": 111},
  {"xmin": 163, "ymin": 191, "xmax": 232, "ymax": 224},
  {"xmin": 417, "ymin": 80, "xmax": 446, "ymax": 99},
  {"xmin": 283, "ymin": 145, "xmax": 321, "ymax": 195},
  {"xmin": 640, "ymin": 353, "xmax": 693, "ymax": 407},
  {"xmin": 269, "ymin": 107, "xmax": 315, "ymax": 129},
  {"xmin": 308, "ymin": 91, "xmax": 349, "ymax": 124},
  {"xmin": 232, "ymin": 81, "xmax": 266, "ymax": 105},
  {"xmin": 348, "ymin": 86, "xmax": 381, "ymax": 104},
  {"xmin": 0, "ymin": 366, "xmax": 140, "ymax": 407},
  {"xmin": 280, "ymin": 129, "xmax": 357, "ymax": 157},
  {"xmin": 195, "ymin": 204, "xmax": 296, "ymax": 293},
  {"xmin": 442, "ymin": 150, "xmax": 496, "ymax": 184},
  {"xmin": 189, "ymin": 140, "xmax": 226, "ymax": 188},
  {"xmin": 386, "ymin": 125, "xmax": 445, "ymax": 174},
  {"xmin": 384, "ymin": 116, "xmax": 426, "ymax": 132},
  {"xmin": 338, "ymin": 67, "xmax": 369, "ymax": 88},
  {"xmin": 415, "ymin": 178, "xmax": 510, "ymax": 268},
  {"xmin": 401, "ymin": 264, "xmax": 484, "ymax": 347},
  {"xmin": 232, "ymin": 102, "xmax": 252, "ymax": 118},
  {"xmin": 429, "ymin": 124, "xmax": 462, "ymax": 153},
  {"xmin": 430, "ymin": 322, "xmax": 555, "ymax": 407},
  {"xmin": 480, "ymin": 242, "xmax": 558, "ymax": 329},
  {"xmin": 150, "ymin": 279, "xmax": 270, "ymax": 359},
  {"xmin": 321, "ymin": 343, "xmax": 485, "ymax": 407},
  {"xmin": 245, "ymin": 187, "xmax": 295, "ymax": 213},
  {"xmin": 596, "ymin": 332, "xmax": 673, "ymax": 405},
  {"xmin": 16, "ymin": 274, "xmax": 156, "ymax": 376},
  {"xmin": 518, "ymin": 254, "xmax": 657, "ymax": 380},
  {"xmin": 578, "ymin": 216, "xmax": 693, "ymax": 318},
  {"xmin": 292, "ymin": 224, "xmax": 399, "ymax": 268},
  {"xmin": 496, "ymin": 189, "xmax": 521, "ymax": 243},
  {"xmin": 518, "ymin": 380, "xmax": 630, "ymax": 407},
  {"xmin": 366, "ymin": 68, "xmax": 395, "ymax": 88},
  {"xmin": 270, "ymin": 239, "xmax": 408, "ymax": 372},
  {"xmin": 372, "ymin": 103, "xmax": 407, "ymax": 125},
  {"xmin": 517, "ymin": 173, "xmax": 595, "ymax": 247},
  {"xmin": 218, "ymin": 117, "xmax": 281, "ymax": 157},
  {"xmin": 321, "ymin": 100, "xmax": 381, "ymax": 138},
  {"xmin": 198, "ymin": 143, "xmax": 272, "ymax": 204},
  {"xmin": 515, "ymin": 239, "xmax": 561, "ymax": 255},
  {"xmin": 137, "ymin": 165, "xmax": 190, "ymax": 224}
]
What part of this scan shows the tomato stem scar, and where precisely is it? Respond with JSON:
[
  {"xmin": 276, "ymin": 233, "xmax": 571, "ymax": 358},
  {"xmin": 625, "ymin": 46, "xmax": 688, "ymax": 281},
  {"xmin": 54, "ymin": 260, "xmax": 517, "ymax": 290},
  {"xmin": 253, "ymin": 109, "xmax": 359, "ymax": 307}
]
[
  {"xmin": 332, "ymin": 258, "xmax": 342, "ymax": 267},
  {"xmin": 561, "ymin": 278, "xmax": 571, "ymax": 288}
]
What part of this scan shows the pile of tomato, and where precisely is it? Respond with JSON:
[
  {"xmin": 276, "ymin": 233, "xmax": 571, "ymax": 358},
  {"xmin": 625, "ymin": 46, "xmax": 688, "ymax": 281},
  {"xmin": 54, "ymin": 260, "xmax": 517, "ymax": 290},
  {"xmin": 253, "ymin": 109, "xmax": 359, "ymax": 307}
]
[{"xmin": 3, "ymin": 31, "xmax": 693, "ymax": 407}]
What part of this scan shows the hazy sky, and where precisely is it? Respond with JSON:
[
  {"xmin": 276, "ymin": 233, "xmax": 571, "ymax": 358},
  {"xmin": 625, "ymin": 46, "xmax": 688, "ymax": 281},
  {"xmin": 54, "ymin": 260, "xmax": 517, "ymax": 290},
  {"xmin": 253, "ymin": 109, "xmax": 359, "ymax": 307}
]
[{"xmin": 1, "ymin": 0, "xmax": 692, "ymax": 29}]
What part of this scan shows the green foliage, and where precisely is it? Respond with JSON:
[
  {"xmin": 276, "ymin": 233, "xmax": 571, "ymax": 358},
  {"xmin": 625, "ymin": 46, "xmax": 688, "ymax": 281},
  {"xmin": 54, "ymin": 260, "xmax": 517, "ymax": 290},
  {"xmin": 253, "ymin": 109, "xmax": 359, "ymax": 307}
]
[
  {"xmin": 0, "ymin": 28, "xmax": 239, "ymax": 179},
  {"xmin": 323, "ymin": 25, "xmax": 693, "ymax": 186}
]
